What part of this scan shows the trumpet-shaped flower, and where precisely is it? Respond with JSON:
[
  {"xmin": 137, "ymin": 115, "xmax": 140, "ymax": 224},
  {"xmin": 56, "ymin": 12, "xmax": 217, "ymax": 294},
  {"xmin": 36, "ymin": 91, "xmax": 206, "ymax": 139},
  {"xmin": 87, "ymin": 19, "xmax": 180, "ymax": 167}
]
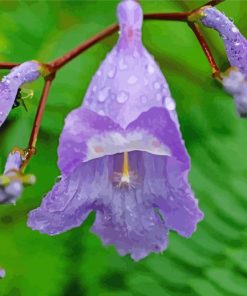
[
  {"xmin": 28, "ymin": 0, "xmax": 203, "ymax": 260},
  {"xmin": 0, "ymin": 61, "xmax": 41, "ymax": 128},
  {"xmin": 201, "ymin": 7, "xmax": 247, "ymax": 117}
]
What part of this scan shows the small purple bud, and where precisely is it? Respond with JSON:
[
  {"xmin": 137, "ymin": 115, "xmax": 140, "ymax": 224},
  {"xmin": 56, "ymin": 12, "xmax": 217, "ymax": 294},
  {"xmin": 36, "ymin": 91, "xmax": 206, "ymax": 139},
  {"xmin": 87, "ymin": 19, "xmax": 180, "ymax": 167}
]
[
  {"xmin": 0, "ymin": 151, "xmax": 36, "ymax": 205},
  {"xmin": 222, "ymin": 68, "xmax": 247, "ymax": 117},
  {"xmin": 201, "ymin": 7, "xmax": 247, "ymax": 77},
  {"xmin": 0, "ymin": 61, "xmax": 41, "ymax": 128}
]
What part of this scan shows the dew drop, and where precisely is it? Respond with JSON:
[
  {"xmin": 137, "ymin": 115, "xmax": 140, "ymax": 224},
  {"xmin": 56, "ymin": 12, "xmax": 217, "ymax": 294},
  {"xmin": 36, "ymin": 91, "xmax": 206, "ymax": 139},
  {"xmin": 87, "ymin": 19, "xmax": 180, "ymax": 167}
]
[
  {"xmin": 140, "ymin": 95, "xmax": 148, "ymax": 104},
  {"xmin": 117, "ymin": 91, "xmax": 129, "ymax": 103},
  {"xmin": 108, "ymin": 68, "xmax": 116, "ymax": 79},
  {"xmin": 232, "ymin": 27, "xmax": 239, "ymax": 33},
  {"xmin": 119, "ymin": 58, "xmax": 128, "ymax": 70},
  {"xmin": 96, "ymin": 70, "xmax": 102, "ymax": 76},
  {"xmin": 133, "ymin": 50, "xmax": 139, "ymax": 58},
  {"xmin": 153, "ymin": 81, "xmax": 161, "ymax": 90},
  {"xmin": 156, "ymin": 93, "xmax": 162, "ymax": 102},
  {"xmin": 98, "ymin": 110, "xmax": 105, "ymax": 116},
  {"xmin": 98, "ymin": 87, "xmax": 110, "ymax": 102},
  {"xmin": 146, "ymin": 64, "xmax": 155, "ymax": 74},
  {"xmin": 165, "ymin": 96, "xmax": 176, "ymax": 110},
  {"xmin": 128, "ymin": 75, "xmax": 137, "ymax": 85}
]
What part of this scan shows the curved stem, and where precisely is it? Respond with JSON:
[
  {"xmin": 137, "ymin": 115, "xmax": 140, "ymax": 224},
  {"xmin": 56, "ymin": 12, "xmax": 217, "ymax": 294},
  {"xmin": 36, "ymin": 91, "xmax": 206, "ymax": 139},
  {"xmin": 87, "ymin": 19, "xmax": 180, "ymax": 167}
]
[
  {"xmin": 188, "ymin": 22, "xmax": 220, "ymax": 77},
  {"xmin": 50, "ymin": 12, "xmax": 190, "ymax": 71},
  {"xmin": 50, "ymin": 23, "xmax": 119, "ymax": 70},
  {"xmin": 20, "ymin": 74, "xmax": 55, "ymax": 171}
]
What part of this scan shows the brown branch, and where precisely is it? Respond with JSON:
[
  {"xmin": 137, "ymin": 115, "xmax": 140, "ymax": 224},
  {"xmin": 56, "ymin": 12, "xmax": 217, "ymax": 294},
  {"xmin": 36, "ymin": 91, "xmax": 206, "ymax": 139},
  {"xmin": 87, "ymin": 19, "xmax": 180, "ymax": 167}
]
[
  {"xmin": 50, "ymin": 12, "xmax": 192, "ymax": 71},
  {"xmin": 144, "ymin": 12, "xmax": 189, "ymax": 22},
  {"xmin": 188, "ymin": 22, "xmax": 220, "ymax": 77},
  {"xmin": 50, "ymin": 23, "xmax": 119, "ymax": 70},
  {"xmin": 20, "ymin": 74, "xmax": 55, "ymax": 171},
  {"xmin": 0, "ymin": 62, "xmax": 19, "ymax": 69},
  {"xmin": 204, "ymin": 0, "xmax": 225, "ymax": 7}
]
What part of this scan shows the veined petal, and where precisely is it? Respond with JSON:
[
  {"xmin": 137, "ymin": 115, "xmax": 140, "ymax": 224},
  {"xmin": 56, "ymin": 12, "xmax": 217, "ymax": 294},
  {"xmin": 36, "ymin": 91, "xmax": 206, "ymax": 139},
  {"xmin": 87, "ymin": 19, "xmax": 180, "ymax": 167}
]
[
  {"xmin": 28, "ymin": 156, "xmax": 111, "ymax": 235},
  {"xmin": 0, "ymin": 61, "xmax": 41, "ymax": 128},
  {"xmin": 29, "ymin": 151, "xmax": 203, "ymax": 260}
]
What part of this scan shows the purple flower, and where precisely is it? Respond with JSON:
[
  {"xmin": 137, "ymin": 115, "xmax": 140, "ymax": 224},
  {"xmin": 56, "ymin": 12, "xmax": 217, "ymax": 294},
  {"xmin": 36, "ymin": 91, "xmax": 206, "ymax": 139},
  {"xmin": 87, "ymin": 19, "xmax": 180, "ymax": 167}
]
[
  {"xmin": 222, "ymin": 68, "xmax": 247, "ymax": 117},
  {"xmin": 201, "ymin": 7, "xmax": 247, "ymax": 117},
  {"xmin": 0, "ymin": 151, "xmax": 35, "ymax": 205},
  {"xmin": 28, "ymin": 0, "xmax": 203, "ymax": 261},
  {"xmin": 0, "ymin": 61, "xmax": 41, "ymax": 128}
]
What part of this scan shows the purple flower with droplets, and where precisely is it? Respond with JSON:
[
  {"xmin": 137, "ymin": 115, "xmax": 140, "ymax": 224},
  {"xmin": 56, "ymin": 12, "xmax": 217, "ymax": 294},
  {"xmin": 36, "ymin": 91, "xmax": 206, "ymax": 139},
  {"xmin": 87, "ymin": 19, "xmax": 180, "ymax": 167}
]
[
  {"xmin": 28, "ymin": 0, "xmax": 204, "ymax": 261},
  {"xmin": 0, "ymin": 61, "xmax": 41, "ymax": 128},
  {"xmin": 201, "ymin": 7, "xmax": 247, "ymax": 117},
  {"xmin": 0, "ymin": 151, "xmax": 35, "ymax": 205}
]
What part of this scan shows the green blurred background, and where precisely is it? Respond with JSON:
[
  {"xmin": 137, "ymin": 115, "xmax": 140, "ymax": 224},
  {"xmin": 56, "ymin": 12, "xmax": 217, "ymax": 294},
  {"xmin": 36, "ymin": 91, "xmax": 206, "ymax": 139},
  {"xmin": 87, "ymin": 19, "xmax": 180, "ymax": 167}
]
[{"xmin": 0, "ymin": 0, "xmax": 247, "ymax": 295}]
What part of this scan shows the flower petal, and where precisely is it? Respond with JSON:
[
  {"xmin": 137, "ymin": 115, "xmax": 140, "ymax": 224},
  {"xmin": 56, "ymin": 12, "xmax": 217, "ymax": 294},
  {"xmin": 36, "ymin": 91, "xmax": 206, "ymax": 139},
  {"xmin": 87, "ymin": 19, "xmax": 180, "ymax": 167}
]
[
  {"xmin": 201, "ymin": 7, "xmax": 247, "ymax": 77},
  {"xmin": 222, "ymin": 68, "xmax": 247, "ymax": 117},
  {"xmin": 127, "ymin": 107, "xmax": 189, "ymax": 167},
  {"xmin": 148, "ymin": 155, "xmax": 204, "ymax": 237},
  {"xmin": 28, "ymin": 156, "xmax": 111, "ymax": 235},
  {"xmin": 83, "ymin": 0, "xmax": 175, "ymax": 128},
  {"xmin": 58, "ymin": 107, "xmax": 122, "ymax": 175},
  {"xmin": 0, "ymin": 61, "xmax": 41, "ymax": 127},
  {"xmin": 0, "ymin": 151, "xmax": 23, "ymax": 205}
]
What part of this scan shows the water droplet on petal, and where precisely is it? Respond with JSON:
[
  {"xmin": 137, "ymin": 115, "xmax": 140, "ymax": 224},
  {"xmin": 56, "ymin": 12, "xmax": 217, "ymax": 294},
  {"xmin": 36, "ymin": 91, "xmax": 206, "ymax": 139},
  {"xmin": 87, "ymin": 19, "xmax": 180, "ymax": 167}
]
[
  {"xmin": 156, "ymin": 93, "xmax": 162, "ymax": 102},
  {"xmin": 140, "ymin": 95, "xmax": 148, "ymax": 104},
  {"xmin": 128, "ymin": 75, "xmax": 137, "ymax": 85},
  {"xmin": 119, "ymin": 58, "xmax": 128, "ymax": 70},
  {"xmin": 146, "ymin": 64, "xmax": 155, "ymax": 74},
  {"xmin": 165, "ymin": 96, "xmax": 176, "ymax": 110},
  {"xmin": 98, "ymin": 110, "xmax": 105, "ymax": 116},
  {"xmin": 98, "ymin": 87, "xmax": 110, "ymax": 102},
  {"xmin": 108, "ymin": 68, "xmax": 116, "ymax": 79},
  {"xmin": 96, "ymin": 70, "xmax": 102, "ymax": 76},
  {"xmin": 232, "ymin": 27, "xmax": 239, "ymax": 33},
  {"xmin": 153, "ymin": 81, "xmax": 161, "ymax": 90},
  {"xmin": 117, "ymin": 91, "xmax": 129, "ymax": 103}
]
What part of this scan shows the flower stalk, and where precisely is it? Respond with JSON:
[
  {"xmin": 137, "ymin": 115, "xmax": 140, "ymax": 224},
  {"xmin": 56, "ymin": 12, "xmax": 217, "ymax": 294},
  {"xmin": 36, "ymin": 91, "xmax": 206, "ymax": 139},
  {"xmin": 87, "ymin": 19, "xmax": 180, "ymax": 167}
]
[{"xmin": 20, "ymin": 73, "xmax": 55, "ymax": 172}]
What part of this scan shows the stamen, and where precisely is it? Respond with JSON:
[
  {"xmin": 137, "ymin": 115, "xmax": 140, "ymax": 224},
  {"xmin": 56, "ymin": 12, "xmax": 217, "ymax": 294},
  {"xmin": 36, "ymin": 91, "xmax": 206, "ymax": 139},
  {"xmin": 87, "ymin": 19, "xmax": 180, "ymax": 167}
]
[
  {"xmin": 112, "ymin": 152, "xmax": 139, "ymax": 189},
  {"xmin": 122, "ymin": 151, "xmax": 130, "ymax": 183}
]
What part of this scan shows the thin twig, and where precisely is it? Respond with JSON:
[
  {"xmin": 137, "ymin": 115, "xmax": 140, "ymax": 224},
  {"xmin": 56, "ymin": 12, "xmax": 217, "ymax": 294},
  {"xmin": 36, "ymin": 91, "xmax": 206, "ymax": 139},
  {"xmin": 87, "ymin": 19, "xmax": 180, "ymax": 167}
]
[
  {"xmin": 20, "ymin": 74, "xmax": 55, "ymax": 171},
  {"xmin": 0, "ymin": 62, "xmax": 19, "ymax": 69},
  {"xmin": 188, "ymin": 22, "xmax": 220, "ymax": 77}
]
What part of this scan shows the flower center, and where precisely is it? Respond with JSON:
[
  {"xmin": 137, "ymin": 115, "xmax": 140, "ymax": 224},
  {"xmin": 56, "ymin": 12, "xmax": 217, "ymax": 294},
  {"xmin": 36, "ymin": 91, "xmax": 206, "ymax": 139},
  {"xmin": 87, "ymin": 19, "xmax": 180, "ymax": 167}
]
[
  {"xmin": 112, "ymin": 152, "xmax": 139, "ymax": 189},
  {"xmin": 121, "ymin": 151, "xmax": 130, "ymax": 183}
]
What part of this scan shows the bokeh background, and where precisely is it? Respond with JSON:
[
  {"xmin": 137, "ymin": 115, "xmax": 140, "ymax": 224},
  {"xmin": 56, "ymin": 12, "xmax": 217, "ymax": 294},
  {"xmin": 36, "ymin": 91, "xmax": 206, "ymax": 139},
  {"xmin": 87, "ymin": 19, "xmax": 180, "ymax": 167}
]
[{"xmin": 0, "ymin": 0, "xmax": 247, "ymax": 295}]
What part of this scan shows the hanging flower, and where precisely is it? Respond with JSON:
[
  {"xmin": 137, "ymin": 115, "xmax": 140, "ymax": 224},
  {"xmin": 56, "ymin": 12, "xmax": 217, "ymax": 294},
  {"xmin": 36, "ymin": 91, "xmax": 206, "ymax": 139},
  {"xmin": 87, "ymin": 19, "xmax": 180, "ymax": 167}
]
[
  {"xmin": 0, "ymin": 61, "xmax": 42, "ymax": 128},
  {"xmin": 28, "ymin": 0, "xmax": 204, "ymax": 261},
  {"xmin": 0, "ymin": 151, "xmax": 35, "ymax": 205},
  {"xmin": 200, "ymin": 6, "xmax": 247, "ymax": 117}
]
